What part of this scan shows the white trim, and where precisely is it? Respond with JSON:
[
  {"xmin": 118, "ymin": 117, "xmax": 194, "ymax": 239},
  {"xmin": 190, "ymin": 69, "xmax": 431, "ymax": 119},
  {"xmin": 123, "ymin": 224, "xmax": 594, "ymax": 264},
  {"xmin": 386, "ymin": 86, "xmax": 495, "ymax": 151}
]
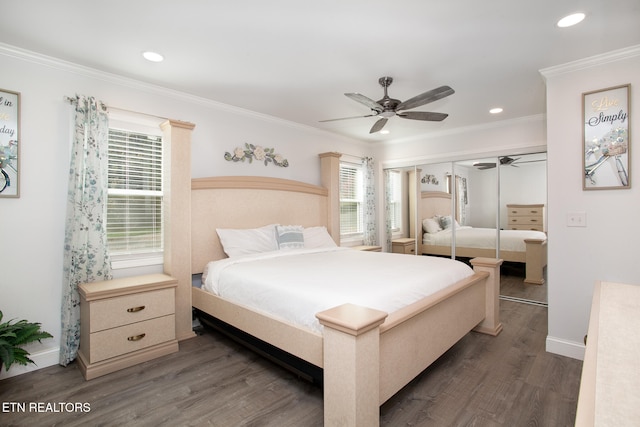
[
  {"xmin": 540, "ymin": 44, "xmax": 640, "ymax": 80},
  {"xmin": 0, "ymin": 347, "xmax": 60, "ymax": 379},
  {"xmin": 110, "ymin": 253, "xmax": 164, "ymax": 270},
  {"xmin": 380, "ymin": 143, "xmax": 548, "ymax": 170},
  {"xmin": 382, "ymin": 114, "xmax": 546, "ymax": 146},
  {"xmin": 545, "ymin": 335, "xmax": 585, "ymax": 361},
  {"xmin": 0, "ymin": 42, "xmax": 367, "ymax": 147}
]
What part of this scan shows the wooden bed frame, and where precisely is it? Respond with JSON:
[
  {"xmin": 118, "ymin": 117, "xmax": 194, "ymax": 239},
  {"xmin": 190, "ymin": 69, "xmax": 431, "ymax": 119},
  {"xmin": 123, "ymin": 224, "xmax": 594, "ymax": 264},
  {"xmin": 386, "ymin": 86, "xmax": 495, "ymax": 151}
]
[
  {"xmin": 190, "ymin": 175, "xmax": 502, "ymax": 427},
  {"xmin": 415, "ymin": 191, "xmax": 547, "ymax": 285}
]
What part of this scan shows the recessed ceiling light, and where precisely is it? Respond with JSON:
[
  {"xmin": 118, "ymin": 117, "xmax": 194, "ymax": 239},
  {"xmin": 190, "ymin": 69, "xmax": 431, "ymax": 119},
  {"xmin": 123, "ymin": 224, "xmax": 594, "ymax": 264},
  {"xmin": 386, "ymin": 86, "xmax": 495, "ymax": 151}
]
[
  {"xmin": 557, "ymin": 12, "xmax": 586, "ymax": 28},
  {"xmin": 489, "ymin": 107, "xmax": 503, "ymax": 114},
  {"xmin": 142, "ymin": 51, "xmax": 164, "ymax": 62}
]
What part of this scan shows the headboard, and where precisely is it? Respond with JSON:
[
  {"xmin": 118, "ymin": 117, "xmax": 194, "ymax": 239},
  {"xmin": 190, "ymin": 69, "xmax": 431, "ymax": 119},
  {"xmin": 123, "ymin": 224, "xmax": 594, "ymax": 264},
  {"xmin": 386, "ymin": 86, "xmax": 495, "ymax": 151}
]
[
  {"xmin": 419, "ymin": 191, "xmax": 456, "ymax": 221},
  {"xmin": 191, "ymin": 176, "xmax": 330, "ymax": 273}
]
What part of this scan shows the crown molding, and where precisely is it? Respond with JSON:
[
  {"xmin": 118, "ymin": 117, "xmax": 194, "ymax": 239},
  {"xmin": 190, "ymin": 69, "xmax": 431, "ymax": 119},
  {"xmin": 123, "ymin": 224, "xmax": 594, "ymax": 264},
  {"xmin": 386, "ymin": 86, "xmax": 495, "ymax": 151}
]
[
  {"xmin": 381, "ymin": 114, "xmax": 546, "ymax": 146},
  {"xmin": 540, "ymin": 44, "xmax": 640, "ymax": 80},
  {"xmin": 0, "ymin": 42, "xmax": 365, "ymax": 145}
]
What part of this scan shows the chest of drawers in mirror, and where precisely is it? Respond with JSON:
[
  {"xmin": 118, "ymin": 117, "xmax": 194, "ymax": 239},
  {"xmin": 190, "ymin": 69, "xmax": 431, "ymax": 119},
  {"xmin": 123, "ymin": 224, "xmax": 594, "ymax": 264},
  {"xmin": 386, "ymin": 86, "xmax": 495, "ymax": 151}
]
[{"xmin": 506, "ymin": 204, "xmax": 545, "ymax": 232}]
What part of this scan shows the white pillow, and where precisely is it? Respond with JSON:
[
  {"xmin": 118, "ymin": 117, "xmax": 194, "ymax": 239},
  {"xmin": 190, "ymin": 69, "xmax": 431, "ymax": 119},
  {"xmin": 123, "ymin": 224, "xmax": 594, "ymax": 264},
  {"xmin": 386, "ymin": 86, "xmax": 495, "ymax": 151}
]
[
  {"xmin": 422, "ymin": 217, "xmax": 442, "ymax": 234},
  {"xmin": 276, "ymin": 225, "xmax": 305, "ymax": 250},
  {"xmin": 303, "ymin": 226, "xmax": 337, "ymax": 249},
  {"xmin": 216, "ymin": 224, "xmax": 278, "ymax": 257}
]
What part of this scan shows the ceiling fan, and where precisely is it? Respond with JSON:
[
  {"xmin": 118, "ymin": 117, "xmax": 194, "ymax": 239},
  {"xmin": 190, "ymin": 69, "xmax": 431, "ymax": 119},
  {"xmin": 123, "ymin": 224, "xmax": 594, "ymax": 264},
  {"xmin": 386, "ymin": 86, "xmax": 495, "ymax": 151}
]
[
  {"xmin": 320, "ymin": 77, "xmax": 454, "ymax": 134},
  {"xmin": 473, "ymin": 156, "xmax": 522, "ymax": 170}
]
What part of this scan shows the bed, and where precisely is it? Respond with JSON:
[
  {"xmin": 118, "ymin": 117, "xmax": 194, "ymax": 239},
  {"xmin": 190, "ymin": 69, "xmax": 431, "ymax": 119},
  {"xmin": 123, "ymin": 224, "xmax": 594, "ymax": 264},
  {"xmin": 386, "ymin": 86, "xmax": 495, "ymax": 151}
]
[
  {"xmin": 190, "ymin": 175, "xmax": 502, "ymax": 426},
  {"xmin": 416, "ymin": 191, "xmax": 547, "ymax": 285}
]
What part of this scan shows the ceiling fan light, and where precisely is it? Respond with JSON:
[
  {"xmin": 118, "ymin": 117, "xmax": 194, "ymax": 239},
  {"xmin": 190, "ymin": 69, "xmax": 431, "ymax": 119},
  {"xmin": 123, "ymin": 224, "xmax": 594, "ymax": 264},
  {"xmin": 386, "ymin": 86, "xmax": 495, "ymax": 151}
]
[
  {"xmin": 380, "ymin": 129, "xmax": 390, "ymax": 134},
  {"xmin": 557, "ymin": 13, "xmax": 585, "ymax": 28}
]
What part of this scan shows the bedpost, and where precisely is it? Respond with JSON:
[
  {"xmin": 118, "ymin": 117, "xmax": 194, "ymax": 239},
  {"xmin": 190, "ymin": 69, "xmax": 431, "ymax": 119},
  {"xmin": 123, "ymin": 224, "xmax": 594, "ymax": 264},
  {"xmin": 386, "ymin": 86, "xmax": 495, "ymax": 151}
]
[
  {"xmin": 161, "ymin": 119, "xmax": 197, "ymax": 342},
  {"xmin": 524, "ymin": 238, "xmax": 547, "ymax": 285},
  {"xmin": 470, "ymin": 257, "xmax": 503, "ymax": 336},
  {"xmin": 319, "ymin": 152, "xmax": 342, "ymax": 244},
  {"xmin": 316, "ymin": 303, "xmax": 388, "ymax": 427},
  {"xmin": 408, "ymin": 168, "xmax": 422, "ymax": 254}
]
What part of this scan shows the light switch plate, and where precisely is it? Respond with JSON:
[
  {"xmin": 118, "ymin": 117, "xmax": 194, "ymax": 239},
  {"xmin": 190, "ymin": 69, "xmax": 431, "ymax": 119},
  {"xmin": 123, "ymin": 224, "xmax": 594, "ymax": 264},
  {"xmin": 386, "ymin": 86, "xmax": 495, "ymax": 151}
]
[{"xmin": 567, "ymin": 211, "xmax": 586, "ymax": 227}]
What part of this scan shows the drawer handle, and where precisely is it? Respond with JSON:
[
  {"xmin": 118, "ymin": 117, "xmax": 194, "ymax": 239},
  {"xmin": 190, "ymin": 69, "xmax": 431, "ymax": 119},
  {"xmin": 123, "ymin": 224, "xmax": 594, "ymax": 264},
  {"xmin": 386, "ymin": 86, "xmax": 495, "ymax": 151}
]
[
  {"xmin": 530, "ymin": 210, "xmax": 539, "ymax": 214},
  {"xmin": 127, "ymin": 305, "xmax": 146, "ymax": 313},
  {"xmin": 127, "ymin": 333, "xmax": 146, "ymax": 342},
  {"xmin": 530, "ymin": 219, "xmax": 538, "ymax": 222}
]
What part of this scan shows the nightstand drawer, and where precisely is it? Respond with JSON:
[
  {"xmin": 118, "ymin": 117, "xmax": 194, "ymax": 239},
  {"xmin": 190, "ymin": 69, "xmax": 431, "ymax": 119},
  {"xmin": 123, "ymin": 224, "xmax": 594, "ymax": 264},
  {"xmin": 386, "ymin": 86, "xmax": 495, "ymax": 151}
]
[
  {"xmin": 507, "ymin": 224, "xmax": 544, "ymax": 231},
  {"xmin": 508, "ymin": 206, "xmax": 544, "ymax": 216},
  {"xmin": 87, "ymin": 314, "xmax": 175, "ymax": 363},
  {"xmin": 508, "ymin": 216, "xmax": 542, "ymax": 226},
  {"xmin": 392, "ymin": 238, "xmax": 416, "ymax": 254},
  {"xmin": 89, "ymin": 288, "xmax": 175, "ymax": 333}
]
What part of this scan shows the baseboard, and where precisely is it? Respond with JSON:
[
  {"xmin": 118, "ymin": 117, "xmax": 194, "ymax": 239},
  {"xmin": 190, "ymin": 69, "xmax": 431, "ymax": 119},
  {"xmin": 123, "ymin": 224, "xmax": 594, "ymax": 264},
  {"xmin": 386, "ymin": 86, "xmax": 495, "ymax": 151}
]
[
  {"xmin": 0, "ymin": 347, "xmax": 60, "ymax": 380},
  {"xmin": 546, "ymin": 335, "xmax": 585, "ymax": 361}
]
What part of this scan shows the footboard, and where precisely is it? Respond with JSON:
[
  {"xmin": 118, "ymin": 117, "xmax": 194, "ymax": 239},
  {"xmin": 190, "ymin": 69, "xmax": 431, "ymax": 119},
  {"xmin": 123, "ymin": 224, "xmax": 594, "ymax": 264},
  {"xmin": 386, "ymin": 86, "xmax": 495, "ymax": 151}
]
[{"xmin": 316, "ymin": 258, "xmax": 502, "ymax": 427}]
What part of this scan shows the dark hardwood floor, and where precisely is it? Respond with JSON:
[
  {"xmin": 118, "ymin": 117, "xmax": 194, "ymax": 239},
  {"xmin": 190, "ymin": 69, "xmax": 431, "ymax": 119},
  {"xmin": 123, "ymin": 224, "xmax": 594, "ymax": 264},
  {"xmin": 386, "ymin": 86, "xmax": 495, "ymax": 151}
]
[
  {"xmin": 0, "ymin": 300, "xmax": 581, "ymax": 427},
  {"xmin": 500, "ymin": 262, "xmax": 547, "ymax": 304}
]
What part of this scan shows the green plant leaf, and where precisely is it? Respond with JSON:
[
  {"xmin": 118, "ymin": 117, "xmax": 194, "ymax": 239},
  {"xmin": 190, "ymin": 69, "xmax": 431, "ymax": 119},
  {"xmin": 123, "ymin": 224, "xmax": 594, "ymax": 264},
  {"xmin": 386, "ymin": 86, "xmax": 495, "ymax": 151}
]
[{"xmin": 0, "ymin": 311, "xmax": 52, "ymax": 372}]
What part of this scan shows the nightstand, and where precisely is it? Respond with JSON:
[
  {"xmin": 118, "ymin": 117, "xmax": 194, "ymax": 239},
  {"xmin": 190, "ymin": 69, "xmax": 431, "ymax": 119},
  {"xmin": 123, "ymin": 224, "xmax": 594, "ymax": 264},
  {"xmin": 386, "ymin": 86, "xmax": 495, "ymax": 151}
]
[
  {"xmin": 392, "ymin": 238, "xmax": 416, "ymax": 255},
  {"xmin": 77, "ymin": 273, "xmax": 179, "ymax": 380}
]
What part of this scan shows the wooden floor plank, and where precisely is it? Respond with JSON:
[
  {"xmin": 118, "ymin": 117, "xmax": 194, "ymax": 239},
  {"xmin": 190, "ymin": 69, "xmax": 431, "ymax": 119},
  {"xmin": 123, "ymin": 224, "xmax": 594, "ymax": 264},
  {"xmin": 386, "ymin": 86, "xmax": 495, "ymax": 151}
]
[{"xmin": 0, "ymin": 300, "xmax": 581, "ymax": 426}]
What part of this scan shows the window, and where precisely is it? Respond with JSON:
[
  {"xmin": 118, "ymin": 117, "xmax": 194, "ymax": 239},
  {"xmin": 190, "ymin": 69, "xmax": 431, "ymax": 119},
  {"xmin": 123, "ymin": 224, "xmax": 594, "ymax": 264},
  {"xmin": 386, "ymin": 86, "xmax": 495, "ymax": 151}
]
[
  {"xmin": 106, "ymin": 127, "xmax": 163, "ymax": 257},
  {"xmin": 339, "ymin": 162, "xmax": 364, "ymax": 240},
  {"xmin": 387, "ymin": 170, "xmax": 402, "ymax": 232}
]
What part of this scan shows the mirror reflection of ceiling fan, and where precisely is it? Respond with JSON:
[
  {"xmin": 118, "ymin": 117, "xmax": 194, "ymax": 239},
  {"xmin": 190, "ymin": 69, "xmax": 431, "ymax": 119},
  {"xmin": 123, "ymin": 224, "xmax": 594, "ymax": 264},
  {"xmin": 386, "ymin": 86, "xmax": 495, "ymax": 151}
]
[
  {"xmin": 473, "ymin": 156, "xmax": 523, "ymax": 170},
  {"xmin": 320, "ymin": 76, "xmax": 454, "ymax": 134}
]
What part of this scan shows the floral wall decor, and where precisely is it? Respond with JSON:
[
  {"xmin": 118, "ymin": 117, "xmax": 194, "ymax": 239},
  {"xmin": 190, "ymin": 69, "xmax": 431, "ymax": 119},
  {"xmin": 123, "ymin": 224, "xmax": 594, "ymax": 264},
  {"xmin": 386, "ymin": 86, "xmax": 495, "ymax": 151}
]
[{"xmin": 224, "ymin": 143, "xmax": 289, "ymax": 167}]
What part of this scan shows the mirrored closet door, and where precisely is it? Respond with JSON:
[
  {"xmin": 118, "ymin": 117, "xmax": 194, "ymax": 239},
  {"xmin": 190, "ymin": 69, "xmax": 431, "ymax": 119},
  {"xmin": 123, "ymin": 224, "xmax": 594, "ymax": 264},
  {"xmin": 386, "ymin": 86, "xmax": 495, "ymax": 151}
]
[
  {"xmin": 497, "ymin": 152, "xmax": 548, "ymax": 304},
  {"xmin": 383, "ymin": 151, "xmax": 547, "ymax": 305}
]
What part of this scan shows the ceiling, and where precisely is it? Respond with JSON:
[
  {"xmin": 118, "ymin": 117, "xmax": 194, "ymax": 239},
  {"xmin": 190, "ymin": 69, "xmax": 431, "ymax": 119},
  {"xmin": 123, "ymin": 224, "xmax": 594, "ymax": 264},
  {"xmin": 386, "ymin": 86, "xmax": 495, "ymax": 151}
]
[{"xmin": 2, "ymin": 1, "xmax": 640, "ymax": 143}]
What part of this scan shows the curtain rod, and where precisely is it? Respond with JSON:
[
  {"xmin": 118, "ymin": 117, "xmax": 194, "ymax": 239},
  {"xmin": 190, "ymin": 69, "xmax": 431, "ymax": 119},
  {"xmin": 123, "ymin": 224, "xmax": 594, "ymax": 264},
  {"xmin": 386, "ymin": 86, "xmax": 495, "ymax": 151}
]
[{"xmin": 63, "ymin": 96, "xmax": 168, "ymax": 120}]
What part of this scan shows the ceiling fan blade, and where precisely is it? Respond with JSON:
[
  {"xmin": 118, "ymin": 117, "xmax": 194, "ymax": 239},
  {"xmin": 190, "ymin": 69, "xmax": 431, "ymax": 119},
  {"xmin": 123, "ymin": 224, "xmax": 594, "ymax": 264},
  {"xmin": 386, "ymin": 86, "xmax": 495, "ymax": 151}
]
[
  {"xmin": 474, "ymin": 162, "xmax": 496, "ymax": 170},
  {"xmin": 369, "ymin": 118, "xmax": 388, "ymax": 133},
  {"xmin": 319, "ymin": 114, "xmax": 376, "ymax": 123},
  {"xmin": 397, "ymin": 111, "xmax": 449, "ymax": 121},
  {"xmin": 396, "ymin": 85, "xmax": 455, "ymax": 111},
  {"xmin": 345, "ymin": 93, "xmax": 383, "ymax": 112}
]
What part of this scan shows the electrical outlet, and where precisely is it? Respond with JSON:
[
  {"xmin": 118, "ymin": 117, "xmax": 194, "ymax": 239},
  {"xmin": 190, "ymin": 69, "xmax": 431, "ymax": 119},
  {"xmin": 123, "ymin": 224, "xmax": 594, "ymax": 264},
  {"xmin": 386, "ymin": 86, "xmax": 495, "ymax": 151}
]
[{"xmin": 567, "ymin": 211, "xmax": 587, "ymax": 227}]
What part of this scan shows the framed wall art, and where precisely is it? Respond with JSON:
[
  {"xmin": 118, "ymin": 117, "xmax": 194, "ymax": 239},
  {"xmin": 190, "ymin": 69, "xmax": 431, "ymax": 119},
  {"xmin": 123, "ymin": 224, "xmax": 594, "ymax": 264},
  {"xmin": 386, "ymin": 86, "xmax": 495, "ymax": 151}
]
[
  {"xmin": 0, "ymin": 88, "xmax": 20, "ymax": 197},
  {"xmin": 583, "ymin": 84, "xmax": 630, "ymax": 190}
]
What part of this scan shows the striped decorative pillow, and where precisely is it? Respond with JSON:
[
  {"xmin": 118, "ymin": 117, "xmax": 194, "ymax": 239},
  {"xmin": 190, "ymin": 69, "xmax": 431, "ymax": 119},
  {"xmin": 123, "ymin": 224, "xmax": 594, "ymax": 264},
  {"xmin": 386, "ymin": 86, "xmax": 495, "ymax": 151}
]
[{"xmin": 276, "ymin": 225, "xmax": 305, "ymax": 250}]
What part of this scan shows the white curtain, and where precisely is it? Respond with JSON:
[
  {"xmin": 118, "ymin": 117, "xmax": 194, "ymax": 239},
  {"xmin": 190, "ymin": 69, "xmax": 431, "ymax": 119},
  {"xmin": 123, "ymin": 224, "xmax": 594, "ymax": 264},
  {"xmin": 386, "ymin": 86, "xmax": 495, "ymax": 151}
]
[
  {"xmin": 60, "ymin": 95, "xmax": 112, "ymax": 366},
  {"xmin": 362, "ymin": 156, "xmax": 377, "ymax": 246}
]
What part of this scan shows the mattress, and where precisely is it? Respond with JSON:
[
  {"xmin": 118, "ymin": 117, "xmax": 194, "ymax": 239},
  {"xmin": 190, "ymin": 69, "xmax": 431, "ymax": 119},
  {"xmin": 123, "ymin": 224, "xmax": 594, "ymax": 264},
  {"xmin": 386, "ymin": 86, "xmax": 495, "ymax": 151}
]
[
  {"xmin": 202, "ymin": 247, "xmax": 474, "ymax": 333},
  {"xmin": 422, "ymin": 226, "xmax": 546, "ymax": 252}
]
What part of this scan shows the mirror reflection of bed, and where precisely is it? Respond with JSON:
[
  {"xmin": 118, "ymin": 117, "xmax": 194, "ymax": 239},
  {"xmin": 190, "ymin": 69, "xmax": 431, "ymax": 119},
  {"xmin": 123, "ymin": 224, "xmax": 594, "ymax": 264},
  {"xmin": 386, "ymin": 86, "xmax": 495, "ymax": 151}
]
[{"xmin": 388, "ymin": 152, "xmax": 548, "ymax": 306}]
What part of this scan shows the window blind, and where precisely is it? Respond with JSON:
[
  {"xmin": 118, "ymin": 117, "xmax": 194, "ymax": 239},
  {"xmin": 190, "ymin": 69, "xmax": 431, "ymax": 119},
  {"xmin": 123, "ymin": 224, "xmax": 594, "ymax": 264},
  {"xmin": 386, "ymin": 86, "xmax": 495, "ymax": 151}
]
[
  {"xmin": 339, "ymin": 162, "xmax": 364, "ymax": 237},
  {"xmin": 107, "ymin": 128, "xmax": 163, "ymax": 254}
]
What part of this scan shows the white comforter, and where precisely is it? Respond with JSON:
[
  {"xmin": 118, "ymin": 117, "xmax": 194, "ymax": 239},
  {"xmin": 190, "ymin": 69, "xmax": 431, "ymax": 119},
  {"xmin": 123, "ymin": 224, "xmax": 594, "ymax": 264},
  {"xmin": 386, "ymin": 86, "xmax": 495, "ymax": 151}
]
[
  {"xmin": 202, "ymin": 247, "xmax": 474, "ymax": 333},
  {"xmin": 422, "ymin": 226, "xmax": 546, "ymax": 252}
]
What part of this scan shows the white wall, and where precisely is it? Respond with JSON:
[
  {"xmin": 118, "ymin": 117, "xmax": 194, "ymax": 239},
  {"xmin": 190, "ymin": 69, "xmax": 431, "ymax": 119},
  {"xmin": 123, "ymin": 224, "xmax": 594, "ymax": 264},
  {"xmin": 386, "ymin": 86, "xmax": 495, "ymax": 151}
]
[
  {"xmin": 543, "ymin": 46, "xmax": 640, "ymax": 359},
  {"xmin": 0, "ymin": 45, "xmax": 369, "ymax": 378}
]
